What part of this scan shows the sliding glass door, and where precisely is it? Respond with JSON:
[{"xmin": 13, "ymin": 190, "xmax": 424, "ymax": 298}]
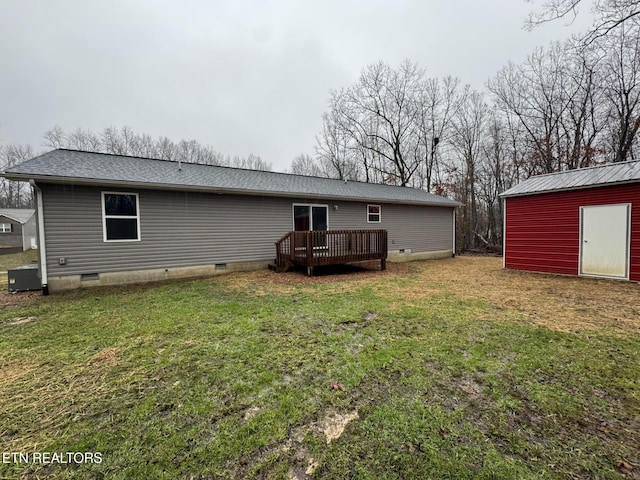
[
  {"xmin": 293, "ymin": 205, "xmax": 328, "ymax": 232},
  {"xmin": 293, "ymin": 204, "xmax": 328, "ymax": 248}
]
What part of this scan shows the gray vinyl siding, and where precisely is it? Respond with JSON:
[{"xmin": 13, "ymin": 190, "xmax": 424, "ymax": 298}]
[
  {"xmin": 42, "ymin": 184, "xmax": 292, "ymax": 276},
  {"xmin": 329, "ymin": 201, "xmax": 454, "ymax": 253},
  {"xmin": 0, "ymin": 215, "xmax": 23, "ymax": 248},
  {"xmin": 41, "ymin": 184, "xmax": 454, "ymax": 276}
]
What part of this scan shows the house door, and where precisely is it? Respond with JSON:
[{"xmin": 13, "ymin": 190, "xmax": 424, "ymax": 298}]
[
  {"xmin": 293, "ymin": 205, "xmax": 328, "ymax": 232},
  {"xmin": 580, "ymin": 204, "xmax": 630, "ymax": 279},
  {"xmin": 293, "ymin": 204, "xmax": 328, "ymax": 248}
]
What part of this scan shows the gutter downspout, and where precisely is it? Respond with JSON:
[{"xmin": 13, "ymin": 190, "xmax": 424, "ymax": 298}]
[
  {"xmin": 452, "ymin": 207, "xmax": 457, "ymax": 257},
  {"xmin": 30, "ymin": 180, "xmax": 49, "ymax": 295}
]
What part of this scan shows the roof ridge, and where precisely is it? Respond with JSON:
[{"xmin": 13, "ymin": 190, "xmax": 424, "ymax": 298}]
[
  {"xmin": 55, "ymin": 149, "xmax": 393, "ymax": 189},
  {"xmin": 525, "ymin": 159, "xmax": 640, "ymax": 180},
  {"xmin": 501, "ymin": 159, "xmax": 640, "ymax": 197},
  {"xmin": 3, "ymin": 149, "xmax": 461, "ymax": 206}
]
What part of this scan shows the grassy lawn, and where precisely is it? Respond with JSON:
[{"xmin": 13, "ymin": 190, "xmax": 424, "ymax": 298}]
[
  {"xmin": 0, "ymin": 249, "xmax": 38, "ymax": 271},
  {"xmin": 1, "ymin": 256, "xmax": 638, "ymax": 479}
]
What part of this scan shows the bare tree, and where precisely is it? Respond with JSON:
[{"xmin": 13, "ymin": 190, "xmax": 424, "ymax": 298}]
[
  {"xmin": 41, "ymin": 125, "xmax": 271, "ymax": 170},
  {"xmin": 135, "ymin": 133, "xmax": 160, "ymax": 159},
  {"xmin": 316, "ymin": 60, "xmax": 464, "ymax": 188},
  {"xmin": 449, "ymin": 89, "xmax": 488, "ymax": 248},
  {"xmin": 489, "ymin": 52, "xmax": 562, "ymax": 174},
  {"xmin": 596, "ymin": 21, "xmax": 640, "ymax": 161},
  {"xmin": 415, "ymin": 76, "xmax": 464, "ymax": 192},
  {"xmin": 477, "ymin": 111, "xmax": 524, "ymax": 248},
  {"xmin": 156, "ymin": 136, "xmax": 175, "ymax": 160},
  {"xmin": 526, "ymin": 0, "xmax": 640, "ymax": 44},
  {"xmin": 488, "ymin": 41, "xmax": 602, "ymax": 174},
  {"xmin": 0, "ymin": 144, "xmax": 34, "ymax": 208},
  {"xmin": 228, "ymin": 153, "xmax": 272, "ymax": 171},
  {"xmin": 100, "ymin": 126, "xmax": 128, "ymax": 155},
  {"xmin": 67, "ymin": 127, "xmax": 101, "ymax": 151},
  {"xmin": 289, "ymin": 154, "xmax": 326, "ymax": 177},
  {"xmin": 43, "ymin": 125, "xmax": 67, "ymax": 149},
  {"xmin": 315, "ymin": 112, "xmax": 362, "ymax": 180},
  {"xmin": 321, "ymin": 60, "xmax": 426, "ymax": 186},
  {"xmin": 557, "ymin": 46, "xmax": 603, "ymax": 169}
]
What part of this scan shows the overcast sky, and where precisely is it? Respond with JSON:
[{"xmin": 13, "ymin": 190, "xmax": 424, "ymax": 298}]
[{"xmin": 0, "ymin": 1, "xmax": 593, "ymax": 171}]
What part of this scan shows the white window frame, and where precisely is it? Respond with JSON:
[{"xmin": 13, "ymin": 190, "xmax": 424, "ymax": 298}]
[
  {"xmin": 0, "ymin": 223, "xmax": 12, "ymax": 233},
  {"xmin": 367, "ymin": 204, "xmax": 381, "ymax": 223},
  {"xmin": 101, "ymin": 191, "xmax": 141, "ymax": 242}
]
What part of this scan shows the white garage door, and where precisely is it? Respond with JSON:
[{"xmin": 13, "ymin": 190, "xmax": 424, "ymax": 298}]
[{"xmin": 580, "ymin": 204, "xmax": 630, "ymax": 279}]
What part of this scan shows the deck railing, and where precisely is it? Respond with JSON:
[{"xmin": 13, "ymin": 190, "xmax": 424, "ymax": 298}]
[{"xmin": 275, "ymin": 229, "xmax": 387, "ymax": 275}]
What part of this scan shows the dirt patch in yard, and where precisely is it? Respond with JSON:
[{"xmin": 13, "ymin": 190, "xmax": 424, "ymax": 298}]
[
  {"xmin": 0, "ymin": 290, "xmax": 41, "ymax": 308},
  {"xmin": 220, "ymin": 262, "xmax": 417, "ymax": 295},
  {"xmin": 318, "ymin": 410, "xmax": 359, "ymax": 444},
  {"xmin": 236, "ymin": 408, "xmax": 359, "ymax": 479}
]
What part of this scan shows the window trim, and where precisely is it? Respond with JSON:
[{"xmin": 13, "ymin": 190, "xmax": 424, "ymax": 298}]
[
  {"xmin": 367, "ymin": 204, "xmax": 381, "ymax": 223},
  {"xmin": 101, "ymin": 191, "xmax": 141, "ymax": 242},
  {"xmin": 0, "ymin": 222, "xmax": 12, "ymax": 233}
]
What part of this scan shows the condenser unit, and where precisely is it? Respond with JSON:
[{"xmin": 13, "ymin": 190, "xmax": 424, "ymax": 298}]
[{"xmin": 7, "ymin": 264, "xmax": 41, "ymax": 292}]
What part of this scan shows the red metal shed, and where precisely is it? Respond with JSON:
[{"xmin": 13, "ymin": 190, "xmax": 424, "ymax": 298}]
[{"xmin": 501, "ymin": 161, "xmax": 640, "ymax": 282}]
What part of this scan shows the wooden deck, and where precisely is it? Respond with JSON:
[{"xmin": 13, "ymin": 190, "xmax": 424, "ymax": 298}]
[{"xmin": 273, "ymin": 230, "xmax": 388, "ymax": 276}]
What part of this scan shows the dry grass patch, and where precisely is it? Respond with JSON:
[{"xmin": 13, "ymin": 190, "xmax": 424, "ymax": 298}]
[
  {"xmin": 0, "ymin": 360, "xmax": 37, "ymax": 386},
  {"xmin": 87, "ymin": 347, "xmax": 122, "ymax": 366},
  {"xmin": 397, "ymin": 256, "xmax": 640, "ymax": 335},
  {"xmin": 6, "ymin": 315, "xmax": 36, "ymax": 326},
  {"xmin": 221, "ymin": 262, "xmax": 417, "ymax": 297},
  {"xmin": 222, "ymin": 255, "xmax": 640, "ymax": 335},
  {"xmin": 1, "ymin": 349, "xmax": 131, "ymax": 452}
]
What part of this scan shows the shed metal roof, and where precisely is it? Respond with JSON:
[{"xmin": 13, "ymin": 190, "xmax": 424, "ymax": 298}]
[
  {"xmin": 0, "ymin": 208, "xmax": 35, "ymax": 224},
  {"xmin": 3, "ymin": 149, "xmax": 460, "ymax": 207},
  {"xmin": 500, "ymin": 160, "xmax": 640, "ymax": 198}
]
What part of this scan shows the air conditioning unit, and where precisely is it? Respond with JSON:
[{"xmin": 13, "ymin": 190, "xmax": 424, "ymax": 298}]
[{"xmin": 7, "ymin": 264, "xmax": 41, "ymax": 292}]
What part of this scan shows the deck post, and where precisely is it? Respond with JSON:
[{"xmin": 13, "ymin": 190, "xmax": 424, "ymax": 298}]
[
  {"xmin": 306, "ymin": 231, "xmax": 312, "ymax": 266},
  {"xmin": 381, "ymin": 258, "xmax": 386, "ymax": 271},
  {"xmin": 307, "ymin": 266, "xmax": 314, "ymax": 276}
]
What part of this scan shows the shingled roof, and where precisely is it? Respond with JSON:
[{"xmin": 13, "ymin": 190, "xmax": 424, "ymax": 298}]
[
  {"xmin": 501, "ymin": 160, "xmax": 640, "ymax": 198},
  {"xmin": 0, "ymin": 208, "xmax": 35, "ymax": 224},
  {"xmin": 3, "ymin": 149, "xmax": 460, "ymax": 207}
]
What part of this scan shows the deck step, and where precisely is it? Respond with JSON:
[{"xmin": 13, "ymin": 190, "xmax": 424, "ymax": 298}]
[{"xmin": 268, "ymin": 262, "xmax": 290, "ymax": 273}]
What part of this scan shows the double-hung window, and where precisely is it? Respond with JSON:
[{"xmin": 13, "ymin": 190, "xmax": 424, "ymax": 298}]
[
  {"xmin": 102, "ymin": 192, "xmax": 140, "ymax": 242},
  {"xmin": 367, "ymin": 205, "xmax": 381, "ymax": 223},
  {"xmin": 0, "ymin": 223, "xmax": 12, "ymax": 233}
]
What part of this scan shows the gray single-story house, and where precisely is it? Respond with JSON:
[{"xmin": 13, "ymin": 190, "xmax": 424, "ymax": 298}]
[
  {"xmin": 2, "ymin": 149, "xmax": 460, "ymax": 292},
  {"xmin": 0, "ymin": 208, "xmax": 37, "ymax": 251}
]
